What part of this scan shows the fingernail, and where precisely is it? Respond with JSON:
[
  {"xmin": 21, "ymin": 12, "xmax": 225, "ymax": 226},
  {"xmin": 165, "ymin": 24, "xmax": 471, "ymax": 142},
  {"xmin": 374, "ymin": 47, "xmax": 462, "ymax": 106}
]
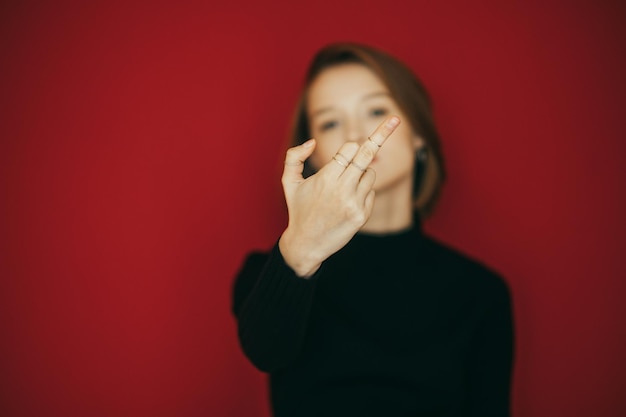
[
  {"xmin": 303, "ymin": 138, "xmax": 314, "ymax": 148},
  {"xmin": 386, "ymin": 117, "xmax": 400, "ymax": 128}
]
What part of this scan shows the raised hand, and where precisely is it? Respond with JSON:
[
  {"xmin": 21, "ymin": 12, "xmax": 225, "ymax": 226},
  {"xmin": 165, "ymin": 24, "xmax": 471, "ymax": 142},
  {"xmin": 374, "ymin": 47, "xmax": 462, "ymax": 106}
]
[{"xmin": 278, "ymin": 116, "xmax": 401, "ymax": 277}]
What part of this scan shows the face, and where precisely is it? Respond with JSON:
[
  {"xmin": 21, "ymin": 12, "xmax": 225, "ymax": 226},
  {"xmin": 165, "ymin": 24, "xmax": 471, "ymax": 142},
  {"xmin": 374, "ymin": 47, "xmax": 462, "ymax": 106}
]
[{"xmin": 306, "ymin": 63, "xmax": 424, "ymax": 197}]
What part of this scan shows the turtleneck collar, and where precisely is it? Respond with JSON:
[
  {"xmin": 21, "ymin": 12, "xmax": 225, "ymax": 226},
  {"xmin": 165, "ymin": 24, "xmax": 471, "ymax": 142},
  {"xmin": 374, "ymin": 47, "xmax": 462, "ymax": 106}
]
[{"xmin": 352, "ymin": 211, "xmax": 423, "ymax": 244}]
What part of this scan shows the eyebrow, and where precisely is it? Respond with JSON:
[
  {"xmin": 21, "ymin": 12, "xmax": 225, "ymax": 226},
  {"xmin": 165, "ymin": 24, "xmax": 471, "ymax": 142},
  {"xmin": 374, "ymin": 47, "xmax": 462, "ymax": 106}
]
[{"xmin": 310, "ymin": 91, "xmax": 391, "ymax": 118}]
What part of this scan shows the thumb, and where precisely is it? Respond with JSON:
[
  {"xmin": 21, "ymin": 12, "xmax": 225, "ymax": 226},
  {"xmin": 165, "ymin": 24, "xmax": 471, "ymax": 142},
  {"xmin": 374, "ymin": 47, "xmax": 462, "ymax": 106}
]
[{"xmin": 281, "ymin": 139, "xmax": 316, "ymax": 189}]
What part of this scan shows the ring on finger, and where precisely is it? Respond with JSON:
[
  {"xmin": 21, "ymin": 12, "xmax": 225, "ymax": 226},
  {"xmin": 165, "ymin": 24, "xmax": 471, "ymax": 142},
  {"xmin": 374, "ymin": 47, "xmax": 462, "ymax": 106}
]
[
  {"xmin": 333, "ymin": 152, "xmax": 350, "ymax": 167},
  {"xmin": 368, "ymin": 136, "xmax": 382, "ymax": 148},
  {"xmin": 350, "ymin": 161, "xmax": 367, "ymax": 172}
]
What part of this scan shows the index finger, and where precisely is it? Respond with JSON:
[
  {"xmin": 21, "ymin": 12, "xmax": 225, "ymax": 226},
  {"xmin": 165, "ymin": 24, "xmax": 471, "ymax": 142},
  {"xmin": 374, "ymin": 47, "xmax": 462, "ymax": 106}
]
[{"xmin": 342, "ymin": 116, "xmax": 401, "ymax": 179}]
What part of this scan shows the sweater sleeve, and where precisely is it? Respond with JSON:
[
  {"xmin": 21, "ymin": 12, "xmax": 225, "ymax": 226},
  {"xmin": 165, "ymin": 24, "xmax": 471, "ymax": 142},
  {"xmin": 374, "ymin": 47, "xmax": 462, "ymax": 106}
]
[
  {"xmin": 232, "ymin": 243, "xmax": 320, "ymax": 372},
  {"xmin": 467, "ymin": 277, "xmax": 515, "ymax": 417}
]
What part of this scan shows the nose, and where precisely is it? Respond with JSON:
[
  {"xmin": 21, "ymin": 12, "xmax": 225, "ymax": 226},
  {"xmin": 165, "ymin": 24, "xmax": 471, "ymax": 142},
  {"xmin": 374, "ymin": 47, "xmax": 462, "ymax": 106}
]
[{"xmin": 345, "ymin": 117, "xmax": 365, "ymax": 144}]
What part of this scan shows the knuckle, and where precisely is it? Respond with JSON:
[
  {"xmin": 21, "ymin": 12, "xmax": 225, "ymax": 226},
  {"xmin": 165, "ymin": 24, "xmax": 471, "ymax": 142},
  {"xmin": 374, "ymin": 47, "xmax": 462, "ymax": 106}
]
[
  {"xmin": 285, "ymin": 147, "xmax": 297, "ymax": 158},
  {"xmin": 371, "ymin": 132, "xmax": 385, "ymax": 144},
  {"xmin": 379, "ymin": 125, "xmax": 392, "ymax": 137},
  {"xmin": 342, "ymin": 142, "xmax": 360, "ymax": 156},
  {"xmin": 352, "ymin": 210, "xmax": 366, "ymax": 225},
  {"xmin": 359, "ymin": 144, "xmax": 376, "ymax": 161},
  {"xmin": 343, "ymin": 201, "xmax": 365, "ymax": 224}
]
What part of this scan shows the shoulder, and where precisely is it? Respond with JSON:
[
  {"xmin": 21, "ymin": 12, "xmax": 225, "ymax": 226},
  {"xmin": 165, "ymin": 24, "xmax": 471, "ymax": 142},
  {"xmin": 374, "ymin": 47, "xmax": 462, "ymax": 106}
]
[
  {"xmin": 421, "ymin": 235, "xmax": 511, "ymax": 303},
  {"xmin": 231, "ymin": 249, "xmax": 271, "ymax": 316}
]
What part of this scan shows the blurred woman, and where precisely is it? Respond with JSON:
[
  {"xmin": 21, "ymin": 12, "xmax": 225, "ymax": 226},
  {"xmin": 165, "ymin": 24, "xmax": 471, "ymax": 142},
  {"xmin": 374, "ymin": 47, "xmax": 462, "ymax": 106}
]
[{"xmin": 233, "ymin": 43, "xmax": 514, "ymax": 417}]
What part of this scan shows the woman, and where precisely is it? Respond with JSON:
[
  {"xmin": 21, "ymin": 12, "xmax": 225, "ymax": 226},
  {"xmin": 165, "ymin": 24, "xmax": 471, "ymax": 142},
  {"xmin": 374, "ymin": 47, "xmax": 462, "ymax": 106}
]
[{"xmin": 232, "ymin": 43, "xmax": 514, "ymax": 417}]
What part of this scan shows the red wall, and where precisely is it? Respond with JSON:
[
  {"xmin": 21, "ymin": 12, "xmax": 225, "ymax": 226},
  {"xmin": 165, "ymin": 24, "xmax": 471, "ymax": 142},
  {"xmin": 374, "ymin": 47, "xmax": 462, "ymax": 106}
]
[{"xmin": 1, "ymin": 1, "xmax": 625, "ymax": 416}]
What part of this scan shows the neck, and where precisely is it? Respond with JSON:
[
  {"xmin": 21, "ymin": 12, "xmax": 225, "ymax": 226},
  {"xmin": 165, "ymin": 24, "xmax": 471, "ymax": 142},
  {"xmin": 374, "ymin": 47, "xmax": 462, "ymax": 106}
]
[{"xmin": 361, "ymin": 177, "xmax": 414, "ymax": 234}]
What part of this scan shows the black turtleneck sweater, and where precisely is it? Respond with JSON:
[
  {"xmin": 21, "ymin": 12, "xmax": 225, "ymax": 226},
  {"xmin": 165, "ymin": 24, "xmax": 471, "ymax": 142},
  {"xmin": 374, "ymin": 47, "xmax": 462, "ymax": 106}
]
[{"xmin": 232, "ymin": 222, "xmax": 514, "ymax": 417}]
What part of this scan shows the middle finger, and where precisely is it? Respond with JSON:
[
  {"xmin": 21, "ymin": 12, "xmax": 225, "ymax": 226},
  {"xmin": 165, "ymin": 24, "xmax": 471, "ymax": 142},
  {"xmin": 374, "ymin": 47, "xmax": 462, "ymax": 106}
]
[{"xmin": 340, "ymin": 116, "xmax": 401, "ymax": 182}]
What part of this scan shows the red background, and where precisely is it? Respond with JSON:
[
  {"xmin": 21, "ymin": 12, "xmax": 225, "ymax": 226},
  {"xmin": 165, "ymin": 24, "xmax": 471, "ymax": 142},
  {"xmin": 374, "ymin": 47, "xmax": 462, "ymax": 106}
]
[{"xmin": 1, "ymin": 1, "xmax": 625, "ymax": 416}]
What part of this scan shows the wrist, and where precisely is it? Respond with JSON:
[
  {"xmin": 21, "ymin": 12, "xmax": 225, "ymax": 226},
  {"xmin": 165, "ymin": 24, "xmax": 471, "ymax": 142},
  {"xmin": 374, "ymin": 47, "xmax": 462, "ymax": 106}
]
[{"xmin": 279, "ymin": 229, "xmax": 322, "ymax": 278}]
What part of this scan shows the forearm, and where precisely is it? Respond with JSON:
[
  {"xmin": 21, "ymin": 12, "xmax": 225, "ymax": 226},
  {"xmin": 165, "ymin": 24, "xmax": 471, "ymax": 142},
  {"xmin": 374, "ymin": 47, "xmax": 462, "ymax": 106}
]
[{"xmin": 235, "ymin": 244, "xmax": 319, "ymax": 372}]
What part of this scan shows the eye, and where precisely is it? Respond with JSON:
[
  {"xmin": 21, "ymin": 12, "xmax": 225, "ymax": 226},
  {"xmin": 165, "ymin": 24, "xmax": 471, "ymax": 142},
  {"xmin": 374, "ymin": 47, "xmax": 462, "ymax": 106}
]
[
  {"xmin": 319, "ymin": 120, "xmax": 338, "ymax": 132},
  {"xmin": 369, "ymin": 108, "xmax": 388, "ymax": 117}
]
